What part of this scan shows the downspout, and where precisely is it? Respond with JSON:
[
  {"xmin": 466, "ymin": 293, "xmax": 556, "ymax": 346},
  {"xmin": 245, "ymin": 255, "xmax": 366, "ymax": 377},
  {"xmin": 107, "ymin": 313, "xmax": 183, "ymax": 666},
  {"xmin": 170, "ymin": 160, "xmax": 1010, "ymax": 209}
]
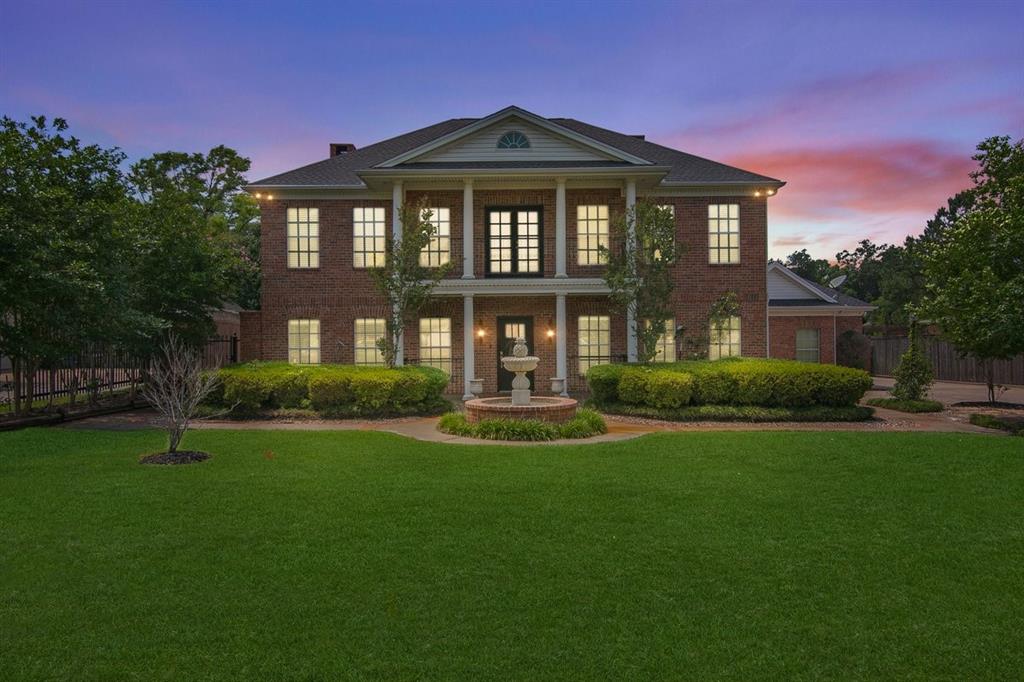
[{"xmin": 833, "ymin": 313, "xmax": 837, "ymax": 364}]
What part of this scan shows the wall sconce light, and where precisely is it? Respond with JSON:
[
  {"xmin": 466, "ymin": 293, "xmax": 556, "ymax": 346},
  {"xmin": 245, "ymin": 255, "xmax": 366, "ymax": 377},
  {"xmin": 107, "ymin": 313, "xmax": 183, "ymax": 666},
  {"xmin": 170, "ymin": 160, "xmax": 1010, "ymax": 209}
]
[
  {"xmin": 266, "ymin": 194, "xmax": 274, "ymax": 200},
  {"xmin": 476, "ymin": 328, "xmax": 486, "ymax": 338},
  {"xmin": 546, "ymin": 329, "xmax": 555, "ymax": 339}
]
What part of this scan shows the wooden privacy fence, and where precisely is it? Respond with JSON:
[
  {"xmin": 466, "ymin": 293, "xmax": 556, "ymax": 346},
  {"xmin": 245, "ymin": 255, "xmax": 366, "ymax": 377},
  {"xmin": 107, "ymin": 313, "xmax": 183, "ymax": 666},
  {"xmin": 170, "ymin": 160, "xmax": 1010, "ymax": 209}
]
[{"xmin": 871, "ymin": 336, "xmax": 1024, "ymax": 386}]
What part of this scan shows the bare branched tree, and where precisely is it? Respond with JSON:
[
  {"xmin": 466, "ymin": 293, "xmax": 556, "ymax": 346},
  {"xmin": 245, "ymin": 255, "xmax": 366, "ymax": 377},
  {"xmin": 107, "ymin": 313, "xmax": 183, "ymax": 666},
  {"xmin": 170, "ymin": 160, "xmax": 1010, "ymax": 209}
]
[{"xmin": 142, "ymin": 334, "xmax": 220, "ymax": 454}]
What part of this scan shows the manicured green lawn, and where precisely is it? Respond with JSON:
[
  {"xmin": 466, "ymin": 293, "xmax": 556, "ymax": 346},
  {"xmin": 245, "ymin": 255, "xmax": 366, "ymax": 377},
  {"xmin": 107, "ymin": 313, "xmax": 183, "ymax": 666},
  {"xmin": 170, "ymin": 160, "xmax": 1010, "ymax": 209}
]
[{"xmin": 1, "ymin": 428, "xmax": 1022, "ymax": 680}]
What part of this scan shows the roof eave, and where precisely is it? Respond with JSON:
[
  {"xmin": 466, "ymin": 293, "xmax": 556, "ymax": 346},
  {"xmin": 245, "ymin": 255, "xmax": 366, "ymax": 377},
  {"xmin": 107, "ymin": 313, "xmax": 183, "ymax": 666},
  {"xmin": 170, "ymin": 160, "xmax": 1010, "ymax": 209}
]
[{"xmin": 357, "ymin": 165, "xmax": 673, "ymax": 178}]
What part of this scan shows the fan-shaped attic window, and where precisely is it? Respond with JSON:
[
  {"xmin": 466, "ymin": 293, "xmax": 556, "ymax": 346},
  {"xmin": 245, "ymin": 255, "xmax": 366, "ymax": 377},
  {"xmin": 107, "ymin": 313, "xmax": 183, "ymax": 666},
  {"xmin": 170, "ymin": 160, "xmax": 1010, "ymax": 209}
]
[{"xmin": 496, "ymin": 130, "xmax": 530, "ymax": 149}]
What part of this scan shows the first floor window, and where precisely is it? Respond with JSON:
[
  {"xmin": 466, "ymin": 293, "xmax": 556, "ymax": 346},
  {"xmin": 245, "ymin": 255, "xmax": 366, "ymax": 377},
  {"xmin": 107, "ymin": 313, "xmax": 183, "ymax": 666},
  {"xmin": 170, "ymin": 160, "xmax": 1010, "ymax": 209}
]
[
  {"xmin": 419, "ymin": 207, "xmax": 451, "ymax": 267},
  {"xmin": 650, "ymin": 318, "xmax": 676, "ymax": 363},
  {"xmin": 796, "ymin": 328, "xmax": 821, "ymax": 363},
  {"xmin": 708, "ymin": 203, "xmax": 740, "ymax": 264},
  {"xmin": 354, "ymin": 318, "xmax": 386, "ymax": 365},
  {"xmin": 419, "ymin": 317, "xmax": 452, "ymax": 374},
  {"xmin": 578, "ymin": 315, "xmax": 611, "ymax": 374},
  {"xmin": 354, "ymin": 207, "xmax": 386, "ymax": 268},
  {"xmin": 577, "ymin": 204, "xmax": 609, "ymax": 265},
  {"xmin": 288, "ymin": 319, "xmax": 320, "ymax": 364},
  {"xmin": 709, "ymin": 315, "xmax": 741, "ymax": 360},
  {"xmin": 287, "ymin": 207, "xmax": 319, "ymax": 268}
]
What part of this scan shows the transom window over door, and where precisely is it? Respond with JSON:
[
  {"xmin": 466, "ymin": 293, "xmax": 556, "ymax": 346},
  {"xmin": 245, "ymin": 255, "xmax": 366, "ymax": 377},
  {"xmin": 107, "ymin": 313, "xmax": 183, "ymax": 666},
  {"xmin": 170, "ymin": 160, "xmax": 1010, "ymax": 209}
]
[{"xmin": 486, "ymin": 207, "xmax": 542, "ymax": 276}]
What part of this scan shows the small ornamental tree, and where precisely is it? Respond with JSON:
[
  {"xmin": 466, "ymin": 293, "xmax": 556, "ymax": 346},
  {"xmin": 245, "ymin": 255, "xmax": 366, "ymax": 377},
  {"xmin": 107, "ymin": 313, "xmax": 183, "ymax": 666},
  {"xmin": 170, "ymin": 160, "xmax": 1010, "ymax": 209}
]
[
  {"xmin": 600, "ymin": 201, "xmax": 680, "ymax": 363},
  {"xmin": 891, "ymin": 323, "xmax": 933, "ymax": 401},
  {"xmin": 142, "ymin": 334, "xmax": 221, "ymax": 457},
  {"xmin": 370, "ymin": 201, "xmax": 453, "ymax": 367}
]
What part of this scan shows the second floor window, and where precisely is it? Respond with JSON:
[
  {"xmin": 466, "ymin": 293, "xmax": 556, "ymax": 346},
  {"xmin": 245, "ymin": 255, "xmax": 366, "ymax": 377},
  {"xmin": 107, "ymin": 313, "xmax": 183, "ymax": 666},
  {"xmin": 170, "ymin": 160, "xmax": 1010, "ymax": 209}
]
[
  {"xmin": 354, "ymin": 207, "xmax": 386, "ymax": 268},
  {"xmin": 486, "ymin": 208, "xmax": 542, "ymax": 276},
  {"xmin": 708, "ymin": 204, "xmax": 740, "ymax": 264},
  {"xmin": 577, "ymin": 204, "xmax": 609, "ymax": 265},
  {"xmin": 419, "ymin": 207, "xmax": 451, "ymax": 267},
  {"xmin": 287, "ymin": 207, "xmax": 319, "ymax": 268}
]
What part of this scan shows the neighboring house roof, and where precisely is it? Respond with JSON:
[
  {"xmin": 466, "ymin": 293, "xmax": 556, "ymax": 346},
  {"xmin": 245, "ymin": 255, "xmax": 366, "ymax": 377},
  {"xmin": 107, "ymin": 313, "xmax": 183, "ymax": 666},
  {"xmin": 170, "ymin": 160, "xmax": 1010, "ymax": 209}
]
[
  {"xmin": 767, "ymin": 262, "xmax": 874, "ymax": 312},
  {"xmin": 249, "ymin": 106, "xmax": 784, "ymax": 189}
]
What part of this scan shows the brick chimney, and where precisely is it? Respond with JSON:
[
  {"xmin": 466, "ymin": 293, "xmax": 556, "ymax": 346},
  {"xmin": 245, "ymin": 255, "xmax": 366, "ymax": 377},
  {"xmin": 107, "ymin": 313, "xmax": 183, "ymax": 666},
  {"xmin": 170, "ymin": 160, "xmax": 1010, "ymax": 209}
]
[{"xmin": 329, "ymin": 142, "xmax": 357, "ymax": 157}]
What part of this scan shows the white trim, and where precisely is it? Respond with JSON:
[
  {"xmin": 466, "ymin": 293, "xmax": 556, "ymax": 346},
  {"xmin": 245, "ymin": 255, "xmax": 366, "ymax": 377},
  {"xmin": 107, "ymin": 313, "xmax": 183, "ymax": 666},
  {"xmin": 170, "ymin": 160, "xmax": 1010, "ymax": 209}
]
[
  {"xmin": 462, "ymin": 179, "xmax": 474, "ymax": 279},
  {"xmin": 376, "ymin": 106, "xmax": 654, "ymax": 167},
  {"xmin": 556, "ymin": 294, "xmax": 568, "ymax": 396},
  {"xmin": 431, "ymin": 277, "xmax": 610, "ymax": 297},
  {"xmin": 555, "ymin": 178, "xmax": 567, "ymax": 278},
  {"xmin": 767, "ymin": 262, "xmax": 836, "ymax": 303},
  {"xmin": 769, "ymin": 307, "xmax": 873, "ymax": 316},
  {"xmin": 463, "ymin": 294, "xmax": 475, "ymax": 400}
]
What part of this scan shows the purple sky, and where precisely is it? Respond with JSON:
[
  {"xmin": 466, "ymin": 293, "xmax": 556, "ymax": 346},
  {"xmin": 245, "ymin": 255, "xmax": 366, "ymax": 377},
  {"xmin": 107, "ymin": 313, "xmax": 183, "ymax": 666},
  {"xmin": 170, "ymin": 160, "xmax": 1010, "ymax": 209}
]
[{"xmin": 3, "ymin": 0, "xmax": 1022, "ymax": 258}]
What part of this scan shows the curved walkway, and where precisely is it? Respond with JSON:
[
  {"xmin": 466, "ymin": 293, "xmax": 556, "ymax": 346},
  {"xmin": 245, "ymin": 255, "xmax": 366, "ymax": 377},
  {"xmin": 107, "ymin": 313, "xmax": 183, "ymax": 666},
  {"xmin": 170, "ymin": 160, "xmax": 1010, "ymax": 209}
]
[{"xmin": 62, "ymin": 402, "xmax": 1003, "ymax": 446}]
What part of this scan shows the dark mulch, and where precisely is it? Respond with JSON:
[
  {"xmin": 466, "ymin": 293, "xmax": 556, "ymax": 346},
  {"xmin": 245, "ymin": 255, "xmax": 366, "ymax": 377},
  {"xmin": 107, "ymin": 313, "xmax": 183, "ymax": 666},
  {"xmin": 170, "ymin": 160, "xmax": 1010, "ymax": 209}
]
[
  {"xmin": 139, "ymin": 450, "xmax": 211, "ymax": 465},
  {"xmin": 953, "ymin": 401, "xmax": 1024, "ymax": 409}
]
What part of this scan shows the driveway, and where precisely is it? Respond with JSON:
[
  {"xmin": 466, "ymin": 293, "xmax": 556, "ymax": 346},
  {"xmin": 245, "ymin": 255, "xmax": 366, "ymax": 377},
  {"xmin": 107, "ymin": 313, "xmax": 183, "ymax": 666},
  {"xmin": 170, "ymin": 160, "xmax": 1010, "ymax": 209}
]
[{"xmin": 869, "ymin": 376, "xmax": 1024, "ymax": 405}]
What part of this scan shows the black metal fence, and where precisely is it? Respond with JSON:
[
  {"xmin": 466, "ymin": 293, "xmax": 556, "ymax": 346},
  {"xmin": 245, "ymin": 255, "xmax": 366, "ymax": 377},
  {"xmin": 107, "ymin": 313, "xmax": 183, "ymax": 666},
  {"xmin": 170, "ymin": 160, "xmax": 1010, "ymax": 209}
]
[
  {"xmin": 872, "ymin": 335, "xmax": 1024, "ymax": 386},
  {"xmin": 0, "ymin": 335, "xmax": 239, "ymax": 411}
]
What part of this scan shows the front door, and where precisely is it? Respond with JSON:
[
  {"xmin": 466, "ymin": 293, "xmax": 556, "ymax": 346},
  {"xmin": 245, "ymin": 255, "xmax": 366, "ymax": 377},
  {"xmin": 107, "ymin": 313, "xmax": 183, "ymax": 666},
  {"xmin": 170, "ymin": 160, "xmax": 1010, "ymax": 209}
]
[{"xmin": 497, "ymin": 316, "xmax": 534, "ymax": 392}]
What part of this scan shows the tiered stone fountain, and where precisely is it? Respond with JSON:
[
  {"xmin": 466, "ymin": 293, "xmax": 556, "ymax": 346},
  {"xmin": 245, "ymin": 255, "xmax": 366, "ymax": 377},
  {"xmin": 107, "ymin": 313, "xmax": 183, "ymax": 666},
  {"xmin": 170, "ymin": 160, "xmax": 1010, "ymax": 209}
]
[{"xmin": 464, "ymin": 337, "xmax": 578, "ymax": 423}]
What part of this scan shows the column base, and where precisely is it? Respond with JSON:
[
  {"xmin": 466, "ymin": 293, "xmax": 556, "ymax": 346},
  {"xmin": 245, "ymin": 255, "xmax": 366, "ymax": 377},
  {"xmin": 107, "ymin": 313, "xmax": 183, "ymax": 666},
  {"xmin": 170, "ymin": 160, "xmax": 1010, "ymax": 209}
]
[{"xmin": 461, "ymin": 274, "xmax": 475, "ymax": 280}]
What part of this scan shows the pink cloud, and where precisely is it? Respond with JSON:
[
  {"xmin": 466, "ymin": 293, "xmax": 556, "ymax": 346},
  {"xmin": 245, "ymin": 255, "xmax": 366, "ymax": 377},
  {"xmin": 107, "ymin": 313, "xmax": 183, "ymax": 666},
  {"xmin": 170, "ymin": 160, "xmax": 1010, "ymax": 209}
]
[{"xmin": 726, "ymin": 139, "xmax": 977, "ymax": 222}]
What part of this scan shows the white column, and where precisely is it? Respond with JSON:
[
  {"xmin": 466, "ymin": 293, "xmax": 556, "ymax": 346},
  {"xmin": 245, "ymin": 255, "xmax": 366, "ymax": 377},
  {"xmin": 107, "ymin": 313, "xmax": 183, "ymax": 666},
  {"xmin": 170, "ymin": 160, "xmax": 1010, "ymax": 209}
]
[
  {"xmin": 555, "ymin": 178, "xmax": 567, "ymax": 278},
  {"xmin": 462, "ymin": 178, "xmax": 474, "ymax": 279},
  {"xmin": 463, "ymin": 294, "xmax": 475, "ymax": 400},
  {"xmin": 392, "ymin": 181, "xmax": 404, "ymax": 365},
  {"xmin": 625, "ymin": 179, "xmax": 638, "ymax": 362},
  {"xmin": 556, "ymin": 294, "xmax": 568, "ymax": 396}
]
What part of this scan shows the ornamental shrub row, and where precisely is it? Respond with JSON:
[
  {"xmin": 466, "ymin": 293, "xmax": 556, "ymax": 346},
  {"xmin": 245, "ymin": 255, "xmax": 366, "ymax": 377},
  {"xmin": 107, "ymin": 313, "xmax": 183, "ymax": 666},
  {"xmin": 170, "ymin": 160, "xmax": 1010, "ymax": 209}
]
[
  {"xmin": 586, "ymin": 358, "xmax": 872, "ymax": 408},
  {"xmin": 437, "ymin": 409, "xmax": 607, "ymax": 441},
  {"xmin": 211, "ymin": 362, "xmax": 449, "ymax": 416}
]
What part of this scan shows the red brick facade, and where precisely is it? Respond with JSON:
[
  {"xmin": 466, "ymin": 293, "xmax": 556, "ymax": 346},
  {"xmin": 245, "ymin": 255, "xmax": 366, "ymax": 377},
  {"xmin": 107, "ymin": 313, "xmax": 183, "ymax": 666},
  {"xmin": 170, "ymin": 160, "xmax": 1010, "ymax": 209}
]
[
  {"xmin": 769, "ymin": 314, "xmax": 865, "ymax": 363},
  {"xmin": 248, "ymin": 190, "xmax": 773, "ymax": 393}
]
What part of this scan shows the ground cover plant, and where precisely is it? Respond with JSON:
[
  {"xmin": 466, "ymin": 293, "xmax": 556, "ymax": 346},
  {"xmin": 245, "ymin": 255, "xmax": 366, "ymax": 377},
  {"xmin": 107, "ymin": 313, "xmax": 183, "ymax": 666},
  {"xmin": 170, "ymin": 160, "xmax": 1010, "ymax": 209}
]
[
  {"xmin": 969, "ymin": 412, "xmax": 1024, "ymax": 436},
  {"xmin": 597, "ymin": 403, "xmax": 874, "ymax": 422},
  {"xmin": 208, "ymin": 361, "xmax": 450, "ymax": 417},
  {"xmin": 1, "ymin": 427, "xmax": 1022, "ymax": 679},
  {"xmin": 865, "ymin": 397, "xmax": 944, "ymax": 413},
  {"xmin": 438, "ymin": 408, "xmax": 606, "ymax": 440},
  {"xmin": 587, "ymin": 358, "xmax": 872, "ymax": 420}
]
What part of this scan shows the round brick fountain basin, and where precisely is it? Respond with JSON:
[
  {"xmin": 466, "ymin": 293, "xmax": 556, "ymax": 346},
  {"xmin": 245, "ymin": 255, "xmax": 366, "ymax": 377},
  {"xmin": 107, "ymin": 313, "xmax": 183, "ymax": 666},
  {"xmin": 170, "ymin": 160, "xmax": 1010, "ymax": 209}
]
[{"xmin": 464, "ymin": 396, "xmax": 578, "ymax": 424}]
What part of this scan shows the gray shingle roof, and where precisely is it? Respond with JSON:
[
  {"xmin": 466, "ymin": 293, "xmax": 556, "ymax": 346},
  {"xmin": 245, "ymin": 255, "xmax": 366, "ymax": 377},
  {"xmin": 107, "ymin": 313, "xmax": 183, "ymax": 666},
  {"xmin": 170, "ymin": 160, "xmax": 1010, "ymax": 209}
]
[
  {"xmin": 768, "ymin": 265, "xmax": 873, "ymax": 309},
  {"xmin": 249, "ymin": 111, "xmax": 783, "ymax": 188}
]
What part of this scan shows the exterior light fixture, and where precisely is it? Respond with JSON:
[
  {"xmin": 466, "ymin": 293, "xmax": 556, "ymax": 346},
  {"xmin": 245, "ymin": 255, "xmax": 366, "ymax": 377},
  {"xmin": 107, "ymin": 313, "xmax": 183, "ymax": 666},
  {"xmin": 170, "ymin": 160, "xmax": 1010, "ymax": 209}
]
[
  {"xmin": 266, "ymin": 194, "xmax": 274, "ymax": 200},
  {"xmin": 254, "ymin": 192, "xmax": 262, "ymax": 199},
  {"xmin": 546, "ymin": 329, "xmax": 555, "ymax": 339},
  {"xmin": 754, "ymin": 190, "xmax": 762, "ymax": 197},
  {"xmin": 766, "ymin": 189, "xmax": 775, "ymax": 196},
  {"xmin": 477, "ymin": 328, "xmax": 486, "ymax": 338}
]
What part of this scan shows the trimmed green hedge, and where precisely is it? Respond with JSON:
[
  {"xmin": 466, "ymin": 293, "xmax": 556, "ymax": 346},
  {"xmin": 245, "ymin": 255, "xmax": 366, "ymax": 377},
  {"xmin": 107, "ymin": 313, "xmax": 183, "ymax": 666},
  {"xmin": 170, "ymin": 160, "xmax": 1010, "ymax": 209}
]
[
  {"xmin": 210, "ymin": 362, "xmax": 450, "ymax": 417},
  {"xmin": 438, "ymin": 409, "xmax": 607, "ymax": 441},
  {"xmin": 597, "ymin": 402, "xmax": 874, "ymax": 423},
  {"xmin": 587, "ymin": 358, "xmax": 872, "ymax": 409}
]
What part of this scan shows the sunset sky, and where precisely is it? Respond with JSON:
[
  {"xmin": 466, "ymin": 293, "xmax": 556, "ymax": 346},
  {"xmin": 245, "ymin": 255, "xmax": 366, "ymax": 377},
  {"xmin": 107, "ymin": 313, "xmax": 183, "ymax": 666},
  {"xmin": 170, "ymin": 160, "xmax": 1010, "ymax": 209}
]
[{"xmin": 3, "ymin": 0, "xmax": 1022, "ymax": 259}]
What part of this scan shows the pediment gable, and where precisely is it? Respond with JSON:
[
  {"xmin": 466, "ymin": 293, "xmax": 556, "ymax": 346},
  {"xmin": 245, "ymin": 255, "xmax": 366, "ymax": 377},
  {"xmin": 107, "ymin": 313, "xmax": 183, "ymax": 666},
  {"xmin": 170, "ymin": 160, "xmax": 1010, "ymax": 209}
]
[{"xmin": 767, "ymin": 263, "xmax": 836, "ymax": 302}]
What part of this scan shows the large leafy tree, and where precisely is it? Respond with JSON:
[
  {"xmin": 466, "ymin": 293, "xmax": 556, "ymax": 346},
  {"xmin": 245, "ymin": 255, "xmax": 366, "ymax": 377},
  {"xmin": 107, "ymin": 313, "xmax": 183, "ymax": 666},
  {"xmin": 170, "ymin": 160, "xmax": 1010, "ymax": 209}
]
[
  {"xmin": 784, "ymin": 249, "xmax": 835, "ymax": 284},
  {"xmin": 0, "ymin": 116, "xmax": 153, "ymax": 412},
  {"xmin": 127, "ymin": 146, "xmax": 252, "ymax": 344},
  {"xmin": 370, "ymin": 202, "xmax": 452, "ymax": 367},
  {"xmin": 918, "ymin": 136, "xmax": 1024, "ymax": 402},
  {"xmin": 601, "ymin": 202, "xmax": 679, "ymax": 363}
]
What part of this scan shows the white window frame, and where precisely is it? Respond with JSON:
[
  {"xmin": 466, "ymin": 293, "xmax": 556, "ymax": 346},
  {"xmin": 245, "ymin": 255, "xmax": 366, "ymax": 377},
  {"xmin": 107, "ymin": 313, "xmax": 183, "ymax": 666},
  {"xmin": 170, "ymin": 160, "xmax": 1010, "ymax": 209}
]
[
  {"xmin": 287, "ymin": 207, "xmax": 319, "ymax": 269},
  {"xmin": 796, "ymin": 328, "xmax": 821, "ymax": 363},
  {"xmin": 709, "ymin": 315, "xmax": 741, "ymax": 360},
  {"xmin": 419, "ymin": 207, "xmax": 451, "ymax": 267},
  {"xmin": 419, "ymin": 317, "xmax": 452, "ymax": 374},
  {"xmin": 354, "ymin": 318, "xmax": 386, "ymax": 366},
  {"xmin": 353, "ymin": 207, "xmax": 386, "ymax": 268},
  {"xmin": 288, "ymin": 319, "xmax": 320, "ymax": 365},
  {"xmin": 577, "ymin": 204, "xmax": 609, "ymax": 266},
  {"xmin": 708, "ymin": 203, "xmax": 740, "ymax": 264},
  {"xmin": 578, "ymin": 315, "xmax": 611, "ymax": 374}
]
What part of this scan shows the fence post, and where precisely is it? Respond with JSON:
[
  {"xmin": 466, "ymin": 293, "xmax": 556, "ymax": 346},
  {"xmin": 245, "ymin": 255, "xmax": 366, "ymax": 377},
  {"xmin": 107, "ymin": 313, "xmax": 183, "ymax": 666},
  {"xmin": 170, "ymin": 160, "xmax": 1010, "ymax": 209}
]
[{"xmin": 230, "ymin": 334, "xmax": 239, "ymax": 364}]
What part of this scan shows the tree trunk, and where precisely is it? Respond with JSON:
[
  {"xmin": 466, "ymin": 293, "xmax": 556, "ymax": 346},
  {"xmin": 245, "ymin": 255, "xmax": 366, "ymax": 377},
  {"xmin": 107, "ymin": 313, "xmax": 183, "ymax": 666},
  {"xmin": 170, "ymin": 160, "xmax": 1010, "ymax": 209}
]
[
  {"xmin": 987, "ymin": 359, "xmax": 996, "ymax": 404},
  {"xmin": 12, "ymin": 357, "xmax": 21, "ymax": 416}
]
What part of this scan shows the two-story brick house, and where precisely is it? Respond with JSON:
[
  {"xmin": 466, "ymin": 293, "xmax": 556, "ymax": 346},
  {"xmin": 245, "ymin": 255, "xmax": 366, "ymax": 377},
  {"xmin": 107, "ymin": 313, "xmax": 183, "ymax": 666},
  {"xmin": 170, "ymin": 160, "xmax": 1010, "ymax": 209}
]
[{"xmin": 243, "ymin": 106, "xmax": 792, "ymax": 398}]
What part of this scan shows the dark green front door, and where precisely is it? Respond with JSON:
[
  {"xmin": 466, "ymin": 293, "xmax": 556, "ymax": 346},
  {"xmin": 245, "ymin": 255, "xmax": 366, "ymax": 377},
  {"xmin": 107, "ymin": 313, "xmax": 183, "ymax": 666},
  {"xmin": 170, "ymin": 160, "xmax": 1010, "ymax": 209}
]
[{"xmin": 497, "ymin": 316, "xmax": 534, "ymax": 392}]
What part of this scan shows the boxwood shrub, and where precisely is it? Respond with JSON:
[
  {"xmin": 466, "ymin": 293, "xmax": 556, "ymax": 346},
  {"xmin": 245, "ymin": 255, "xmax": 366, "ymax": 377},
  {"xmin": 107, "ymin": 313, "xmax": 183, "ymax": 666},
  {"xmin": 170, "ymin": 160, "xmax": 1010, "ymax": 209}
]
[
  {"xmin": 212, "ymin": 362, "xmax": 449, "ymax": 417},
  {"xmin": 586, "ymin": 358, "xmax": 871, "ymax": 409},
  {"xmin": 438, "ymin": 408, "xmax": 607, "ymax": 441}
]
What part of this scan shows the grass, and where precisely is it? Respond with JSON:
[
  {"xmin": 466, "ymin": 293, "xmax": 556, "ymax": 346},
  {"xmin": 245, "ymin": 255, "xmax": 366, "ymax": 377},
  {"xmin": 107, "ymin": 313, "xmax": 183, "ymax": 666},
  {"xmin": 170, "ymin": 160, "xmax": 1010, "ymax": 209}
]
[
  {"xmin": 594, "ymin": 401, "xmax": 874, "ymax": 422},
  {"xmin": 866, "ymin": 397, "xmax": 945, "ymax": 413},
  {"xmin": 970, "ymin": 412, "xmax": 1024, "ymax": 436},
  {"xmin": 2, "ymin": 428, "xmax": 1023, "ymax": 679}
]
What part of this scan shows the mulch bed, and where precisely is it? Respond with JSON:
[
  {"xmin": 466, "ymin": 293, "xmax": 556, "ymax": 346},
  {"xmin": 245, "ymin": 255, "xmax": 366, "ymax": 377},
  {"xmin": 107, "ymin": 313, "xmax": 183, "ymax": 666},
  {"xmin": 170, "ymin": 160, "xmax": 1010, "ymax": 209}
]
[
  {"xmin": 953, "ymin": 401, "xmax": 1024, "ymax": 409},
  {"xmin": 139, "ymin": 450, "xmax": 210, "ymax": 465}
]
